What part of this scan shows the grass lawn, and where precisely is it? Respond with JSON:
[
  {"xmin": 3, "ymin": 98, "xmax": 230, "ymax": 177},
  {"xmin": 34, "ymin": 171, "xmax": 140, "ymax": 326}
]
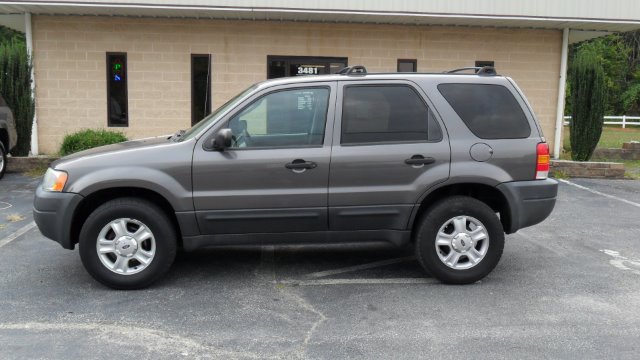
[
  {"xmin": 562, "ymin": 125, "xmax": 640, "ymax": 151},
  {"xmin": 561, "ymin": 126, "xmax": 640, "ymax": 179}
]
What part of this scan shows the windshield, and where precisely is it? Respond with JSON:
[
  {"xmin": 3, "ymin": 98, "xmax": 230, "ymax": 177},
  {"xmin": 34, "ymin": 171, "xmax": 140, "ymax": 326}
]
[{"xmin": 178, "ymin": 85, "xmax": 257, "ymax": 142}]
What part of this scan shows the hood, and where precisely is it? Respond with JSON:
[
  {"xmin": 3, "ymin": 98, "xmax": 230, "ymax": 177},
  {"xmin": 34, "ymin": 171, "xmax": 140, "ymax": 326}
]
[{"xmin": 52, "ymin": 135, "xmax": 171, "ymax": 169}]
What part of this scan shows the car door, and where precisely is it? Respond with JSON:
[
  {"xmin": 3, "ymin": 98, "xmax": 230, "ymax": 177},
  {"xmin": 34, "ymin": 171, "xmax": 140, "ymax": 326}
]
[
  {"xmin": 192, "ymin": 82, "xmax": 336, "ymax": 234},
  {"xmin": 328, "ymin": 80, "xmax": 450, "ymax": 231}
]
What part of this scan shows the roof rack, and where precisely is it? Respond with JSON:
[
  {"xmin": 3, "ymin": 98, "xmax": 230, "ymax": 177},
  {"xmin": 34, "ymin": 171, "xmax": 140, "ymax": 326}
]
[
  {"xmin": 337, "ymin": 65, "xmax": 367, "ymax": 75},
  {"xmin": 446, "ymin": 66, "xmax": 497, "ymax": 76}
]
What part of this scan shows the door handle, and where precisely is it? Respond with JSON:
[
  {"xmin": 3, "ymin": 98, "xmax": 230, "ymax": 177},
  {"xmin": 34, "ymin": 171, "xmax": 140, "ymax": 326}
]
[
  {"xmin": 404, "ymin": 155, "xmax": 436, "ymax": 166},
  {"xmin": 285, "ymin": 159, "xmax": 317, "ymax": 172}
]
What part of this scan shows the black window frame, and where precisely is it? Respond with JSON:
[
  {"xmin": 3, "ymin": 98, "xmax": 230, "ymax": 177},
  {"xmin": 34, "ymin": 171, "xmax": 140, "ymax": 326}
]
[
  {"xmin": 191, "ymin": 54, "xmax": 212, "ymax": 126},
  {"xmin": 437, "ymin": 83, "xmax": 531, "ymax": 140},
  {"xmin": 267, "ymin": 55, "xmax": 348, "ymax": 79},
  {"xmin": 224, "ymin": 86, "xmax": 332, "ymax": 150},
  {"xmin": 475, "ymin": 60, "xmax": 495, "ymax": 68},
  {"xmin": 397, "ymin": 59, "xmax": 417, "ymax": 72},
  {"xmin": 106, "ymin": 52, "xmax": 129, "ymax": 127},
  {"xmin": 340, "ymin": 84, "xmax": 442, "ymax": 146}
]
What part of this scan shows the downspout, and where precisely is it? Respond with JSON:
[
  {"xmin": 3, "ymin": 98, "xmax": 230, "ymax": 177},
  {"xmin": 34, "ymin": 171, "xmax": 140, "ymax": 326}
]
[
  {"xmin": 25, "ymin": 12, "xmax": 38, "ymax": 156},
  {"xmin": 553, "ymin": 28, "xmax": 569, "ymax": 159}
]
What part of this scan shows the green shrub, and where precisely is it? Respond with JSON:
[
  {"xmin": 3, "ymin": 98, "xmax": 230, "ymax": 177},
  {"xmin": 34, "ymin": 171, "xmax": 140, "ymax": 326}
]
[
  {"xmin": 59, "ymin": 129, "xmax": 128, "ymax": 156},
  {"xmin": 569, "ymin": 46, "xmax": 607, "ymax": 161}
]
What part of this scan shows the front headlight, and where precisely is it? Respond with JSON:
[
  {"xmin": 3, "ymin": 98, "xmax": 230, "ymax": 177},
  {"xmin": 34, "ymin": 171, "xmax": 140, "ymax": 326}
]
[{"xmin": 42, "ymin": 168, "xmax": 68, "ymax": 192}]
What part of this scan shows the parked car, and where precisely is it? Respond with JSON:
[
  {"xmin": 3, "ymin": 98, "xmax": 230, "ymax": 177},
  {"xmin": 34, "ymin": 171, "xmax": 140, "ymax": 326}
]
[
  {"xmin": 0, "ymin": 94, "xmax": 18, "ymax": 179},
  {"xmin": 33, "ymin": 66, "xmax": 558, "ymax": 289}
]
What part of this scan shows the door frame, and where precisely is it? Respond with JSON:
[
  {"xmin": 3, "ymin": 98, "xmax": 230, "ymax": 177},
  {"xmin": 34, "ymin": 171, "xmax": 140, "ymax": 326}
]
[{"xmin": 192, "ymin": 81, "xmax": 339, "ymax": 235}]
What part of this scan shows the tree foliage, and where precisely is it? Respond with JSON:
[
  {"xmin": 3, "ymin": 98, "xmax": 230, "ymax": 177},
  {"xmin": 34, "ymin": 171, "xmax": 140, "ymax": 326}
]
[
  {"xmin": 0, "ymin": 38, "xmax": 34, "ymax": 156},
  {"xmin": 1, "ymin": 26, "xmax": 34, "ymax": 156},
  {"xmin": 567, "ymin": 30, "xmax": 640, "ymax": 115},
  {"xmin": 569, "ymin": 47, "xmax": 607, "ymax": 161},
  {"xmin": 0, "ymin": 25, "xmax": 24, "ymax": 44}
]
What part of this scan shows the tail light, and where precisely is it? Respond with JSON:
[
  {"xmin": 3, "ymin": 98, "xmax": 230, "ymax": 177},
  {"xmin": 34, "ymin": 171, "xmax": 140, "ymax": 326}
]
[{"xmin": 536, "ymin": 142, "xmax": 550, "ymax": 179}]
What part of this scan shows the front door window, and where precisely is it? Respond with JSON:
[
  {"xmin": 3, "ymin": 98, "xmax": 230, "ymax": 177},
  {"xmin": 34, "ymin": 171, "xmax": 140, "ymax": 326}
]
[{"xmin": 227, "ymin": 87, "xmax": 330, "ymax": 148}]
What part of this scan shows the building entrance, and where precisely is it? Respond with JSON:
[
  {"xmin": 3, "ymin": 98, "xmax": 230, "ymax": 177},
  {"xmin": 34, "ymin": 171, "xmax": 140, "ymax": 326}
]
[{"xmin": 267, "ymin": 56, "xmax": 348, "ymax": 79}]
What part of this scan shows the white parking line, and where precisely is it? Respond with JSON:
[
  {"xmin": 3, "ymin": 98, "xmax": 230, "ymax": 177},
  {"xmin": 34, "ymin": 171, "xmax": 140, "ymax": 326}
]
[
  {"xmin": 600, "ymin": 249, "xmax": 640, "ymax": 276},
  {"xmin": 305, "ymin": 256, "xmax": 415, "ymax": 278},
  {"xmin": 276, "ymin": 278, "xmax": 437, "ymax": 286},
  {"xmin": 0, "ymin": 221, "xmax": 36, "ymax": 249},
  {"xmin": 558, "ymin": 179, "xmax": 640, "ymax": 208}
]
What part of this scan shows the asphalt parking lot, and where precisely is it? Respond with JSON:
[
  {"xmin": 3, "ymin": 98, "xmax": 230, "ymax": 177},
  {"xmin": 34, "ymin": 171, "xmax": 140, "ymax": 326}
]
[{"xmin": 1, "ymin": 173, "xmax": 640, "ymax": 359}]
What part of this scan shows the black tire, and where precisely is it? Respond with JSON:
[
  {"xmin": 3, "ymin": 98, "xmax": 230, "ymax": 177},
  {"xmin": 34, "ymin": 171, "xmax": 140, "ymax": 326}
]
[
  {"xmin": 0, "ymin": 141, "xmax": 6, "ymax": 180},
  {"xmin": 79, "ymin": 197, "xmax": 177, "ymax": 289},
  {"xmin": 415, "ymin": 196, "xmax": 504, "ymax": 284}
]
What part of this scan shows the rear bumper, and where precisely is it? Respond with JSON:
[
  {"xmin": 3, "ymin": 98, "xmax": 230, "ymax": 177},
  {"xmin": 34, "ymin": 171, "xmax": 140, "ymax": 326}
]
[
  {"xmin": 33, "ymin": 186, "xmax": 83, "ymax": 250},
  {"xmin": 497, "ymin": 178, "xmax": 558, "ymax": 234}
]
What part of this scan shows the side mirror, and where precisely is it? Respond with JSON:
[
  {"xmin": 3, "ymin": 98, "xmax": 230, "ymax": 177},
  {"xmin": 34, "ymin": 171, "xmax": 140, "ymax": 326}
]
[{"xmin": 213, "ymin": 128, "xmax": 233, "ymax": 151}]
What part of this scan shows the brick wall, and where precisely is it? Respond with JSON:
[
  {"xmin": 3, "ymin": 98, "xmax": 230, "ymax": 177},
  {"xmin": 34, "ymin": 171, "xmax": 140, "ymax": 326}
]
[{"xmin": 32, "ymin": 15, "xmax": 562, "ymax": 154}]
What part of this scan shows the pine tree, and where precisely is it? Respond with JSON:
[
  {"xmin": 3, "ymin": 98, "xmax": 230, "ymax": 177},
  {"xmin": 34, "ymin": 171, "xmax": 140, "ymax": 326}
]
[
  {"xmin": 569, "ymin": 47, "xmax": 607, "ymax": 161},
  {"xmin": 0, "ymin": 39, "xmax": 34, "ymax": 156}
]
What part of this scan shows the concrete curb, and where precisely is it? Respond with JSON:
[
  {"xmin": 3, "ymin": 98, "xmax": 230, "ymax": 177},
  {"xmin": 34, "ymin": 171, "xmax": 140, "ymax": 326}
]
[
  {"xmin": 6, "ymin": 156, "xmax": 59, "ymax": 174},
  {"xmin": 550, "ymin": 160, "xmax": 625, "ymax": 179}
]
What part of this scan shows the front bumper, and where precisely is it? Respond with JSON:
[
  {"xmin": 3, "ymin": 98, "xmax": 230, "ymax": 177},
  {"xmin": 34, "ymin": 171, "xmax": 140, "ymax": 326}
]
[
  {"xmin": 497, "ymin": 178, "xmax": 558, "ymax": 234},
  {"xmin": 33, "ymin": 186, "xmax": 84, "ymax": 249}
]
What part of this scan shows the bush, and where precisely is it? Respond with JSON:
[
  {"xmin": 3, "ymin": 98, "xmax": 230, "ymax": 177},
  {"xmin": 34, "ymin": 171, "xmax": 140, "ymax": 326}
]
[
  {"xmin": 0, "ymin": 39, "xmax": 34, "ymax": 156},
  {"xmin": 569, "ymin": 46, "xmax": 607, "ymax": 161},
  {"xmin": 59, "ymin": 129, "xmax": 128, "ymax": 156}
]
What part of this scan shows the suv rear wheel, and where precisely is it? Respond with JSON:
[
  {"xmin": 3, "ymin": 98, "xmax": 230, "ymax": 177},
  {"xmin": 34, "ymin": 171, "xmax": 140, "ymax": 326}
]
[
  {"xmin": 415, "ymin": 196, "xmax": 504, "ymax": 284},
  {"xmin": 79, "ymin": 198, "xmax": 177, "ymax": 289}
]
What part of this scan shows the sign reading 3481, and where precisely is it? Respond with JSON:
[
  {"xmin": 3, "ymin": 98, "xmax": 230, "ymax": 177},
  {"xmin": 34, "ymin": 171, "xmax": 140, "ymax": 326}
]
[{"xmin": 297, "ymin": 66, "xmax": 321, "ymax": 75}]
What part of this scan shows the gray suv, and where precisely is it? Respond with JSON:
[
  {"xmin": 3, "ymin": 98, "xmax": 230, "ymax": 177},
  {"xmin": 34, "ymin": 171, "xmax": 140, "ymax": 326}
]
[
  {"xmin": 33, "ymin": 66, "xmax": 558, "ymax": 289},
  {"xmin": 0, "ymin": 94, "xmax": 18, "ymax": 179}
]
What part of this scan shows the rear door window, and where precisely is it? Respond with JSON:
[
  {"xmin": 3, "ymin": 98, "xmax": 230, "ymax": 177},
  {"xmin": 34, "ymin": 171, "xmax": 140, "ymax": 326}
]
[
  {"xmin": 437, "ymin": 83, "xmax": 531, "ymax": 139},
  {"xmin": 340, "ymin": 85, "xmax": 442, "ymax": 145}
]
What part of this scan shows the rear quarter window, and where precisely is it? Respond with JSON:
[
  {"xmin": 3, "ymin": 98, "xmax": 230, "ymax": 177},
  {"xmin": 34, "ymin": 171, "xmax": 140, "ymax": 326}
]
[{"xmin": 437, "ymin": 83, "xmax": 531, "ymax": 139}]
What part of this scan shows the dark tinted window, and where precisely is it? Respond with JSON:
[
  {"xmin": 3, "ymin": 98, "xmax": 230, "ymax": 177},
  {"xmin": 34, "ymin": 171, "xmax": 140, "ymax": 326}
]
[
  {"xmin": 191, "ymin": 54, "xmax": 212, "ymax": 125},
  {"xmin": 228, "ymin": 87, "xmax": 329, "ymax": 148},
  {"xmin": 341, "ymin": 85, "xmax": 441, "ymax": 144},
  {"xmin": 437, "ymin": 83, "xmax": 530, "ymax": 139},
  {"xmin": 397, "ymin": 59, "xmax": 417, "ymax": 72},
  {"xmin": 475, "ymin": 60, "xmax": 494, "ymax": 68},
  {"xmin": 267, "ymin": 56, "xmax": 347, "ymax": 79},
  {"xmin": 107, "ymin": 53, "xmax": 128, "ymax": 127}
]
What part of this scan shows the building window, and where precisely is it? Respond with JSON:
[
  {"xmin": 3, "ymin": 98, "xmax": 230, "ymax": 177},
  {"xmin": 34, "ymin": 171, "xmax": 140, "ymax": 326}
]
[
  {"xmin": 107, "ymin": 53, "xmax": 128, "ymax": 127},
  {"xmin": 475, "ymin": 60, "xmax": 495, "ymax": 69},
  {"xmin": 191, "ymin": 54, "xmax": 212, "ymax": 125},
  {"xmin": 267, "ymin": 56, "xmax": 348, "ymax": 79},
  {"xmin": 397, "ymin": 59, "xmax": 417, "ymax": 72}
]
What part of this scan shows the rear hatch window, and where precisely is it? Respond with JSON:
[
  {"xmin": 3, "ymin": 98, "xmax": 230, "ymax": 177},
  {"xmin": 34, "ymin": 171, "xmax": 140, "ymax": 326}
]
[{"xmin": 438, "ymin": 83, "xmax": 531, "ymax": 139}]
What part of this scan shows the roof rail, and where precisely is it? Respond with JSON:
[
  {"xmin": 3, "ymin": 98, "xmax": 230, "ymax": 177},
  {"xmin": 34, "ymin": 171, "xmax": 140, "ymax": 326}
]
[
  {"xmin": 337, "ymin": 65, "xmax": 367, "ymax": 75},
  {"xmin": 446, "ymin": 66, "xmax": 497, "ymax": 76}
]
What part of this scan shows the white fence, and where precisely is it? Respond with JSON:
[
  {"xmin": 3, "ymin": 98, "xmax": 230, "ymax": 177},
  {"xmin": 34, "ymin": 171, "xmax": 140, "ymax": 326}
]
[{"xmin": 563, "ymin": 115, "xmax": 640, "ymax": 128}]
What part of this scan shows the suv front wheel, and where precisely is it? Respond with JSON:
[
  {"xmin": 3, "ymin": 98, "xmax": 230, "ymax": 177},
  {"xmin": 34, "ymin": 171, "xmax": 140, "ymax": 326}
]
[
  {"xmin": 415, "ymin": 196, "xmax": 505, "ymax": 284},
  {"xmin": 79, "ymin": 198, "xmax": 177, "ymax": 289},
  {"xmin": 0, "ymin": 141, "xmax": 7, "ymax": 179}
]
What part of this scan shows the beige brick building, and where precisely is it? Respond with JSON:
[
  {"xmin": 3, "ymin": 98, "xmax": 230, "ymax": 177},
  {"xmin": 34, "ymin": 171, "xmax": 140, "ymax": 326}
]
[{"xmin": 2, "ymin": 1, "xmax": 640, "ymax": 155}]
